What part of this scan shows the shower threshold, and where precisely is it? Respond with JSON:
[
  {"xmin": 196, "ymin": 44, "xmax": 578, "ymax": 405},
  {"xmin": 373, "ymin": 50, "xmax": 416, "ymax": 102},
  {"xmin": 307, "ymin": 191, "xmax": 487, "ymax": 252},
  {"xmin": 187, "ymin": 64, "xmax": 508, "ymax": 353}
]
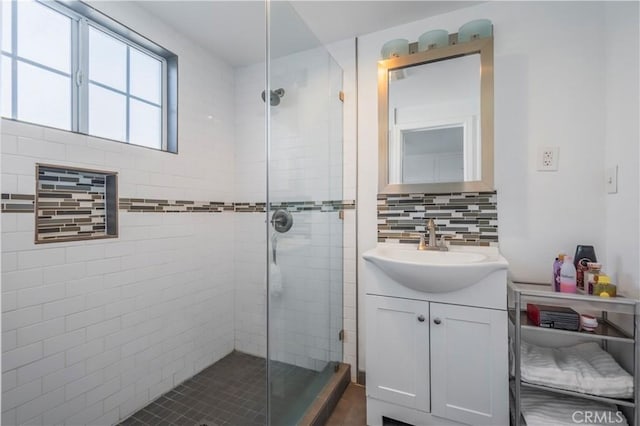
[{"xmin": 117, "ymin": 351, "xmax": 348, "ymax": 426}]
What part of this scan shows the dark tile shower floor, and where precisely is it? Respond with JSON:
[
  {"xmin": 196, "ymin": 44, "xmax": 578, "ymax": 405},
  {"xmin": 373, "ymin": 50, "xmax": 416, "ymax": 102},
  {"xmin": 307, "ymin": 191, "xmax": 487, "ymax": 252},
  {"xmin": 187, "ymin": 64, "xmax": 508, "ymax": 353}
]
[{"xmin": 118, "ymin": 351, "xmax": 326, "ymax": 426}]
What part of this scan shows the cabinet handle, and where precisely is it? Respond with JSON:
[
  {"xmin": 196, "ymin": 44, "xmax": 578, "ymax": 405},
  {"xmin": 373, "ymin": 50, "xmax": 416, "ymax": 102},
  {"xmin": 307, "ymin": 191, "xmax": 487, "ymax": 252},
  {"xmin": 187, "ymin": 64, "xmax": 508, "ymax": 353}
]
[
  {"xmin": 433, "ymin": 318, "xmax": 442, "ymax": 325},
  {"xmin": 417, "ymin": 315, "xmax": 425, "ymax": 322}
]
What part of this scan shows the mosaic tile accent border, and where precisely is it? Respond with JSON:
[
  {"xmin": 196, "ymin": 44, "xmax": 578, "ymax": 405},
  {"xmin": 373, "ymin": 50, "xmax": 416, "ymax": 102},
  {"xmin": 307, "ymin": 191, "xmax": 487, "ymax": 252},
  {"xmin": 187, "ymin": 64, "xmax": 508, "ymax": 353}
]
[
  {"xmin": 234, "ymin": 202, "xmax": 266, "ymax": 213},
  {"xmin": 119, "ymin": 198, "xmax": 235, "ymax": 213},
  {"xmin": 2, "ymin": 195, "xmax": 356, "ymax": 215},
  {"xmin": 270, "ymin": 200, "xmax": 356, "ymax": 212},
  {"xmin": 1, "ymin": 193, "xmax": 35, "ymax": 212},
  {"xmin": 36, "ymin": 165, "xmax": 118, "ymax": 243},
  {"xmin": 378, "ymin": 191, "xmax": 498, "ymax": 246},
  {"xmin": 117, "ymin": 199, "xmax": 356, "ymax": 213}
]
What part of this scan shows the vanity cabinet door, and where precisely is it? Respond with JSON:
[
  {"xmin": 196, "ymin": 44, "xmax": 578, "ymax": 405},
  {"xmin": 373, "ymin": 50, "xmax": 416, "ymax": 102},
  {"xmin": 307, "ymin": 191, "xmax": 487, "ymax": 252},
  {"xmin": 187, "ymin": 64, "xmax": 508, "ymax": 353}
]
[
  {"xmin": 430, "ymin": 302, "xmax": 508, "ymax": 425},
  {"xmin": 366, "ymin": 295, "xmax": 430, "ymax": 412}
]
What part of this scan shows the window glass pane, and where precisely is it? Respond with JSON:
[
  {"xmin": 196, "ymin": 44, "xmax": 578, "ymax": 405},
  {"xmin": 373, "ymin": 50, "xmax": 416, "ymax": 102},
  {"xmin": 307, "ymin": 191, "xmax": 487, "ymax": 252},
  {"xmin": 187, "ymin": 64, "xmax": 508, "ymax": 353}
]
[
  {"xmin": 88, "ymin": 83, "xmax": 126, "ymax": 142},
  {"xmin": 2, "ymin": 1, "xmax": 11, "ymax": 53},
  {"xmin": 129, "ymin": 99, "xmax": 161, "ymax": 149},
  {"xmin": 130, "ymin": 48, "xmax": 161, "ymax": 104},
  {"xmin": 17, "ymin": 61, "xmax": 70, "ymax": 129},
  {"xmin": 1, "ymin": 55, "xmax": 12, "ymax": 117},
  {"xmin": 89, "ymin": 27, "xmax": 126, "ymax": 91},
  {"xmin": 17, "ymin": 1, "xmax": 71, "ymax": 73}
]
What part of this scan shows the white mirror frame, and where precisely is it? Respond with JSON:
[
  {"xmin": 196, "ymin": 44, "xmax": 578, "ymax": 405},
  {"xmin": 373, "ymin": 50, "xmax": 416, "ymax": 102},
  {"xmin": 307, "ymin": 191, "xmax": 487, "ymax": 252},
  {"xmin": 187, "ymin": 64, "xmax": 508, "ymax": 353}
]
[{"xmin": 378, "ymin": 36, "xmax": 494, "ymax": 194}]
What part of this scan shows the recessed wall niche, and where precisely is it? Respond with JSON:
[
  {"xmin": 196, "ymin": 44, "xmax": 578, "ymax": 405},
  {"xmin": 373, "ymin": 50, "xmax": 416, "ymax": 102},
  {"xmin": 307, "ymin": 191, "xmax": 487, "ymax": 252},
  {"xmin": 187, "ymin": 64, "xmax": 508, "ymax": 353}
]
[{"xmin": 35, "ymin": 164, "xmax": 118, "ymax": 244}]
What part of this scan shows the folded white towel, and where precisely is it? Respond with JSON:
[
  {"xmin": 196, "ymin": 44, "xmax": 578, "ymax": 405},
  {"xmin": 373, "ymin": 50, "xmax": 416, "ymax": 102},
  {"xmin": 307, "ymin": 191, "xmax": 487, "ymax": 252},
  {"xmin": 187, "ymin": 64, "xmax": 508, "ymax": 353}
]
[
  {"xmin": 518, "ymin": 384, "xmax": 628, "ymax": 426},
  {"xmin": 520, "ymin": 341, "xmax": 633, "ymax": 398}
]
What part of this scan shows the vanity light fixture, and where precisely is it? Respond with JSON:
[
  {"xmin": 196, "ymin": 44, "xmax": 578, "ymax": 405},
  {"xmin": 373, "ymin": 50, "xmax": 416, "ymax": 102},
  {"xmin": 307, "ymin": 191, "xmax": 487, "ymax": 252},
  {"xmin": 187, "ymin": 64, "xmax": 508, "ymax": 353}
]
[
  {"xmin": 381, "ymin": 39, "xmax": 410, "ymax": 81},
  {"xmin": 380, "ymin": 19, "xmax": 493, "ymax": 59},
  {"xmin": 457, "ymin": 19, "xmax": 493, "ymax": 43},
  {"xmin": 380, "ymin": 38, "xmax": 410, "ymax": 59},
  {"xmin": 418, "ymin": 29, "xmax": 449, "ymax": 51}
]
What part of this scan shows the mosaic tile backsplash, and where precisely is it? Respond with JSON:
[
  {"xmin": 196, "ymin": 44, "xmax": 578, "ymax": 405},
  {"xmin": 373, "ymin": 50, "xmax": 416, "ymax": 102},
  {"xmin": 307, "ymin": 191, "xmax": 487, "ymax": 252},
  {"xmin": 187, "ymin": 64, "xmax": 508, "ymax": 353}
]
[
  {"xmin": 377, "ymin": 191, "xmax": 498, "ymax": 246},
  {"xmin": 35, "ymin": 165, "xmax": 118, "ymax": 243}
]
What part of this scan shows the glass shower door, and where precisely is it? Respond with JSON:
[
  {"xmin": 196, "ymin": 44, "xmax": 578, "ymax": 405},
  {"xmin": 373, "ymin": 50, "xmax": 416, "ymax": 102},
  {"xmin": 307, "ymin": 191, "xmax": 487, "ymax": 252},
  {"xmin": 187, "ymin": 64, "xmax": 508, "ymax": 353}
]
[{"xmin": 266, "ymin": 2, "xmax": 344, "ymax": 424}]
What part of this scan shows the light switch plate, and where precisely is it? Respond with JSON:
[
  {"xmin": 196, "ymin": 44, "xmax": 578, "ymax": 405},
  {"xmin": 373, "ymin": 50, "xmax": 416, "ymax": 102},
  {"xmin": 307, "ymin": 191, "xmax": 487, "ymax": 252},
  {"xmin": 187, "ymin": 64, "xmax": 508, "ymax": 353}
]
[{"xmin": 606, "ymin": 166, "xmax": 618, "ymax": 194}]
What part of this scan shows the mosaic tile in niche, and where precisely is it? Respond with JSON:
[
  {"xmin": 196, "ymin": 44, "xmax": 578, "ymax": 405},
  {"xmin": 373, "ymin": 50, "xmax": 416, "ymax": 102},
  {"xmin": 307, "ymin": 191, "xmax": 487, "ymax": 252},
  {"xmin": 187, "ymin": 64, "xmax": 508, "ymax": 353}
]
[{"xmin": 35, "ymin": 164, "xmax": 118, "ymax": 243}]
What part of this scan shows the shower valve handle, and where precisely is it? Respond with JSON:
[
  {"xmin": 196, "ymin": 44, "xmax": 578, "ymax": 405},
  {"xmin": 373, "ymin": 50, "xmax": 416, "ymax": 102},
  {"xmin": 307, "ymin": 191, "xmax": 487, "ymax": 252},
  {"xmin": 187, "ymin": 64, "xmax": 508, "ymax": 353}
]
[
  {"xmin": 270, "ymin": 210, "xmax": 293, "ymax": 233},
  {"xmin": 271, "ymin": 216, "xmax": 285, "ymax": 225}
]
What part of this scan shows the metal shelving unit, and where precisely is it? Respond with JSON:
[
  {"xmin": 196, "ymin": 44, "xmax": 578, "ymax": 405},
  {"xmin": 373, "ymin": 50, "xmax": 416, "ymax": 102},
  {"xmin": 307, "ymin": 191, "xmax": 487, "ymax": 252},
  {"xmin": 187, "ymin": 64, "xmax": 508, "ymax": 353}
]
[{"xmin": 508, "ymin": 281, "xmax": 640, "ymax": 426}]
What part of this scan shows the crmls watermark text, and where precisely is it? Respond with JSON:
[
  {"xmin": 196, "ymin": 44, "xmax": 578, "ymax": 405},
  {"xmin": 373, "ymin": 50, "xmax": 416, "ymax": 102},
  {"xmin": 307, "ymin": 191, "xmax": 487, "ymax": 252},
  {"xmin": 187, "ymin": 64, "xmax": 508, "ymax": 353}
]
[{"xmin": 572, "ymin": 411, "xmax": 626, "ymax": 424}]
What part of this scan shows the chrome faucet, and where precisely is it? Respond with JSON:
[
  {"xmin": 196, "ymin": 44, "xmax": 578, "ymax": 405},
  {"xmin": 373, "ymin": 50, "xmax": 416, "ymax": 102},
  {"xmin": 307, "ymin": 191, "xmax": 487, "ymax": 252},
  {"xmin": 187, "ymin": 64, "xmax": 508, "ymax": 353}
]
[
  {"xmin": 418, "ymin": 218, "xmax": 445, "ymax": 251},
  {"xmin": 427, "ymin": 218, "xmax": 436, "ymax": 247}
]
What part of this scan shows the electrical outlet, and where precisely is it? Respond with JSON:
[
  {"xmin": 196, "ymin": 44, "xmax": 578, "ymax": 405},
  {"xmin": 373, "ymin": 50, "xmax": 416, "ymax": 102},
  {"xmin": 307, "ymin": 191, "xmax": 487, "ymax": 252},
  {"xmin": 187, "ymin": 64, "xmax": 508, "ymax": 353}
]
[{"xmin": 537, "ymin": 146, "xmax": 559, "ymax": 171}]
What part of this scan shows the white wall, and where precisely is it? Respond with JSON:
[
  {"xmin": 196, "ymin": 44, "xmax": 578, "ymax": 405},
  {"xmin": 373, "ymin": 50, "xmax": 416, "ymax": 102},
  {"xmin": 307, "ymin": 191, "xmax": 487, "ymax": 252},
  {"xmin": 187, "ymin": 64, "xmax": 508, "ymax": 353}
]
[
  {"xmin": 357, "ymin": 1, "xmax": 636, "ymax": 371},
  {"xmin": 1, "ymin": 2, "xmax": 236, "ymax": 424},
  {"xmin": 603, "ymin": 1, "xmax": 640, "ymax": 300}
]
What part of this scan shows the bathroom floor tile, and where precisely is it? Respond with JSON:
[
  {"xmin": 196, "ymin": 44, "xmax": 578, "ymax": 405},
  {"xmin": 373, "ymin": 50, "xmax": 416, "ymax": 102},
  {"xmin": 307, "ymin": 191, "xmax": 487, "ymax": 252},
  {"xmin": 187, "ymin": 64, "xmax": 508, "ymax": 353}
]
[{"xmin": 117, "ymin": 351, "xmax": 328, "ymax": 426}]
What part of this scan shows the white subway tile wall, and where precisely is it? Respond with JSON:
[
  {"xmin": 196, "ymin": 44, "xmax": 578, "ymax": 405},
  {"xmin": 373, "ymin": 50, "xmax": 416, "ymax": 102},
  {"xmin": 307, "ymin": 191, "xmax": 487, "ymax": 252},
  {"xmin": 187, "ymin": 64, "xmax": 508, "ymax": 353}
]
[
  {"xmin": 2, "ymin": 4, "xmax": 359, "ymax": 426},
  {"xmin": 2, "ymin": 205, "xmax": 236, "ymax": 425},
  {"xmin": 1, "ymin": 1, "xmax": 237, "ymax": 422}
]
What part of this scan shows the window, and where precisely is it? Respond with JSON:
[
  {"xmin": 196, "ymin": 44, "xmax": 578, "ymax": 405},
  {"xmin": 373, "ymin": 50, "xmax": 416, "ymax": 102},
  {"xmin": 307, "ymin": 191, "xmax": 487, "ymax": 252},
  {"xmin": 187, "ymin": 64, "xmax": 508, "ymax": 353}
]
[{"xmin": 1, "ymin": 0, "xmax": 177, "ymax": 152}]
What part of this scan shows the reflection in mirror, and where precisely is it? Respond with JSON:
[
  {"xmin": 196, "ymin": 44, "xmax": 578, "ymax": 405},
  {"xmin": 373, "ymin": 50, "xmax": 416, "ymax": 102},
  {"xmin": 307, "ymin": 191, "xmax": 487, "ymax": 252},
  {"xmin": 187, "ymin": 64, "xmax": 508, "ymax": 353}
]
[
  {"xmin": 400, "ymin": 126, "xmax": 464, "ymax": 183},
  {"xmin": 378, "ymin": 37, "xmax": 494, "ymax": 194},
  {"xmin": 388, "ymin": 54, "xmax": 480, "ymax": 184}
]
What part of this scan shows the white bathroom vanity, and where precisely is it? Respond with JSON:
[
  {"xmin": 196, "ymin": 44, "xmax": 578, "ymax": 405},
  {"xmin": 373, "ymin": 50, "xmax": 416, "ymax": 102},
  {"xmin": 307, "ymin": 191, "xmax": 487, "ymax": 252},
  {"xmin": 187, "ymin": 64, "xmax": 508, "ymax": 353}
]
[{"xmin": 363, "ymin": 244, "xmax": 509, "ymax": 426}]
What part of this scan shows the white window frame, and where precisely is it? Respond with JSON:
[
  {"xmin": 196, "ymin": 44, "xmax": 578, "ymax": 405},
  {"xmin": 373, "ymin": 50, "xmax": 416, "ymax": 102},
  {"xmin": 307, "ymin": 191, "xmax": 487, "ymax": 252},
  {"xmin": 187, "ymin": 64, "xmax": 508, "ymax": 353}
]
[
  {"xmin": 1, "ymin": 0, "xmax": 177, "ymax": 153},
  {"xmin": 81, "ymin": 21, "xmax": 168, "ymax": 149}
]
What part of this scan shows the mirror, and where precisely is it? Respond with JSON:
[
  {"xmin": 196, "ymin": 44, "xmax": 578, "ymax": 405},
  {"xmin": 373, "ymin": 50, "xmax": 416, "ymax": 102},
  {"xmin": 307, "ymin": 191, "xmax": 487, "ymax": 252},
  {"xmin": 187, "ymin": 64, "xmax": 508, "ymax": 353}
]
[{"xmin": 379, "ymin": 37, "xmax": 494, "ymax": 194}]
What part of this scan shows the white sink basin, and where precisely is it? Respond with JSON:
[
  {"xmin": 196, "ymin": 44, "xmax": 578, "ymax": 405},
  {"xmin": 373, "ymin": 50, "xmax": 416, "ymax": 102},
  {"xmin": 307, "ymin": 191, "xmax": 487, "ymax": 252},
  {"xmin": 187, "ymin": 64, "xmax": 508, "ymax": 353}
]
[{"xmin": 363, "ymin": 245, "xmax": 508, "ymax": 293}]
